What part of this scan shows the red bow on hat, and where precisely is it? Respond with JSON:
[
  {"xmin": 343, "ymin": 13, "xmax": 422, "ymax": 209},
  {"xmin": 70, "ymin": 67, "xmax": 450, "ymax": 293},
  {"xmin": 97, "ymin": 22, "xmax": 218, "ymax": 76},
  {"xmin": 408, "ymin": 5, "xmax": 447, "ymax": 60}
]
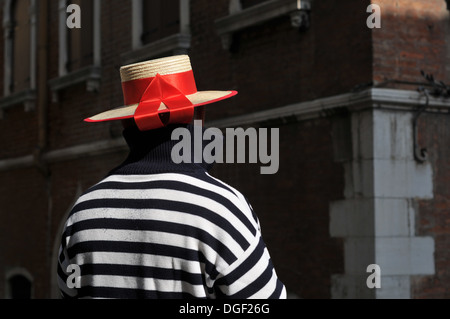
[
  {"xmin": 133, "ymin": 73, "xmax": 195, "ymax": 131},
  {"xmin": 85, "ymin": 55, "xmax": 237, "ymax": 127}
]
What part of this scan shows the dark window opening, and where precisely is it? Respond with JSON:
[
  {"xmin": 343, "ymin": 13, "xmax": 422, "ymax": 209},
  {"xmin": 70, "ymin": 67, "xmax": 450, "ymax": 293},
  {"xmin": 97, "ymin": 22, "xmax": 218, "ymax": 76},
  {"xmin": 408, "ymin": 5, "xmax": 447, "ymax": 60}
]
[
  {"xmin": 11, "ymin": 0, "xmax": 31, "ymax": 93},
  {"xmin": 8, "ymin": 275, "xmax": 32, "ymax": 299},
  {"xmin": 240, "ymin": 0, "xmax": 269, "ymax": 10},
  {"xmin": 141, "ymin": 0, "xmax": 180, "ymax": 45},
  {"xmin": 67, "ymin": 0, "xmax": 93, "ymax": 72}
]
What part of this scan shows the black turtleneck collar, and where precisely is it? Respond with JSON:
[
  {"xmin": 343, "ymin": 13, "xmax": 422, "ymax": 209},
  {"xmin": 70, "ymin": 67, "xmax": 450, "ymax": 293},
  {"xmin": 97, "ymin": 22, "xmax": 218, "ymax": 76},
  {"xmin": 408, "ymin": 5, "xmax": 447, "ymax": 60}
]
[{"xmin": 108, "ymin": 123, "xmax": 215, "ymax": 175}]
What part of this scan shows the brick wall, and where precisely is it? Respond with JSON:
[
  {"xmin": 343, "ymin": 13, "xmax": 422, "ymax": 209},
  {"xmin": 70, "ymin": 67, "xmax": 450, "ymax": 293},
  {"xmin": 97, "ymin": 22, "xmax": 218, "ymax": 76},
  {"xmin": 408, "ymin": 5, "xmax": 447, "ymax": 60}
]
[
  {"xmin": 0, "ymin": 167, "xmax": 48, "ymax": 298},
  {"xmin": 413, "ymin": 112, "xmax": 450, "ymax": 298},
  {"xmin": 370, "ymin": 0, "xmax": 450, "ymax": 298},
  {"xmin": 0, "ymin": 4, "xmax": 3, "ymax": 104},
  {"xmin": 210, "ymin": 117, "xmax": 346, "ymax": 298},
  {"xmin": 190, "ymin": 0, "xmax": 373, "ymax": 121},
  {"xmin": 372, "ymin": 0, "xmax": 450, "ymax": 86}
]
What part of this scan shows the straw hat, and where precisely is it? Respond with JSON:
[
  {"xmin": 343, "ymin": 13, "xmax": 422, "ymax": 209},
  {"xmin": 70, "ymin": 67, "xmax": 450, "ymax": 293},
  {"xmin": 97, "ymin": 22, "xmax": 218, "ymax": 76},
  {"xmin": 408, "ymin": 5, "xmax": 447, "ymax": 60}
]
[{"xmin": 85, "ymin": 55, "xmax": 237, "ymax": 131}]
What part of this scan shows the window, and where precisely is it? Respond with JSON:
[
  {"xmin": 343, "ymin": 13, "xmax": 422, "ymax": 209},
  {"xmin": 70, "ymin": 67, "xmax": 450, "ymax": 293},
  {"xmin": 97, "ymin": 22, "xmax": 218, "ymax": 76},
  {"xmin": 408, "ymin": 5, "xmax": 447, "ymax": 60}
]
[
  {"xmin": 0, "ymin": 0, "xmax": 36, "ymax": 112},
  {"xmin": 49, "ymin": 0, "xmax": 101, "ymax": 102},
  {"xmin": 142, "ymin": 0, "xmax": 180, "ymax": 45},
  {"xmin": 5, "ymin": 269, "xmax": 33, "ymax": 299},
  {"xmin": 11, "ymin": 0, "xmax": 31, "ymax": 93},
  {"xmin": 67, "ymin": 0, "xmax": 94, "ymax": 72},
  {"xmin": 8, "ymin": 275, "xmax": 32, "ymax": 299},
  {"xmin": 215, "ymin": 0, "xmax": 311, "ymax": 50},
  {"xmin": 240, "ymin": 0, "xmax": 269, "ymax": 10},
  {"xmin": 122, "ymin": 0, "xmax": 190, "ymax": 64}
]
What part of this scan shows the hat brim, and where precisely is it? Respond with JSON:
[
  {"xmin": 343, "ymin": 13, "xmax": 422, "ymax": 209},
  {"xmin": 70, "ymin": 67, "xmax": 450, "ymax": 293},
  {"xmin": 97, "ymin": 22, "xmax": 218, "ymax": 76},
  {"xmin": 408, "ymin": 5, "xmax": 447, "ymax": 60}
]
[{"xmin": 85, "ymin": 90, "xmax": 237, "ymax": 123}]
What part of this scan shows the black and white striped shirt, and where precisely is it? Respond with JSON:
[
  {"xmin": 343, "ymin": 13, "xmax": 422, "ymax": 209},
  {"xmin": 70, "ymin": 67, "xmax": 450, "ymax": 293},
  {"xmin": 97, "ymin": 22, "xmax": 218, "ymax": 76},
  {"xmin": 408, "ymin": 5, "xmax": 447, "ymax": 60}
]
[{"xmin": 57, "ymin": 124, "xmax": 286, "ymax": 299}]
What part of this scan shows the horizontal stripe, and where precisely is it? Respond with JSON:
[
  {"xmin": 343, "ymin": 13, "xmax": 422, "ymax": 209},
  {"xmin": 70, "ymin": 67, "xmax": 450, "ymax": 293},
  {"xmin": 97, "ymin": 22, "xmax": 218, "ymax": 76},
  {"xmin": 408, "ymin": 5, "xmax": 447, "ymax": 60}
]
[
  {"xmin": 68, "ymin": 240, "xmax": 202, "ymax": 262},
  {"xmin": 81, "ymin": 274, "xmax": 205, "ymax": 296},
  {"xmin": 70, "ymin": 198, "xmax": 251, "ymax": 251},
  {"xmin": 66, "ymin": 218, "xmax": 237, "ymax": 264},
  {"xmin": 67, "ymin": 240, "xmax": 219, "ymax": 280},
  {"xmin": 64, "ymin": 208, "xmax": 246, "ymax": 254},
  {"xmin": 79, "ymin": 180, "xmax": 257, "ymax": 239},
  {"xmin": 66, "ymin": 227, "xmax": 233, "ymax": 268},
  {"xmin": 70, "ymin": 194, "xmax": 252, "ymax": 250},
  {"xmin": 78, "ymin": 286, "xmax": 201, "ymax": 299},
  {"xmin": 67, "ymin": 251, "xmax": 201, "ymax": 271},
  {"xmin": 80, "ymin": 263, "xmax": 204, "ymax": 286},
  {"xmin": 97, "ymin": 172, "xmax": 258, "ymax": 226},
  {"xmin": 86, "ymin": 179, "xmax": 257, "ymax": 235}
]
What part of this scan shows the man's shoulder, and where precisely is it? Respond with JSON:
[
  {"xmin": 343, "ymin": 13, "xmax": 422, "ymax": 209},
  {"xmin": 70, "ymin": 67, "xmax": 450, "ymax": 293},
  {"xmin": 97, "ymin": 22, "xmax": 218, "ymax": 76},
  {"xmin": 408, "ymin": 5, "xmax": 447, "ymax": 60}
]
[
  {"xmin": 72, "ymin": 171, "xmax": 256, "ymax": 222},
  {"xmin": 89, "ymin": 171, "xmax": 244, "ymax": 199}
]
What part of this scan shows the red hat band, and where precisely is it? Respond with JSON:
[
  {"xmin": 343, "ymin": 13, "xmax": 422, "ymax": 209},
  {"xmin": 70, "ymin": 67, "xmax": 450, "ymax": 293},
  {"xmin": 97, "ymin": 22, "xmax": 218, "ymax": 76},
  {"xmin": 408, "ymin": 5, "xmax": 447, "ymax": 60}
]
[
  {"xmin": 84, "ymin": 55, "xmax": 237, "ymax": 128},
  {"xmin": 121, "ymin": 70, "xmax": 198, "ymax": 131}
]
